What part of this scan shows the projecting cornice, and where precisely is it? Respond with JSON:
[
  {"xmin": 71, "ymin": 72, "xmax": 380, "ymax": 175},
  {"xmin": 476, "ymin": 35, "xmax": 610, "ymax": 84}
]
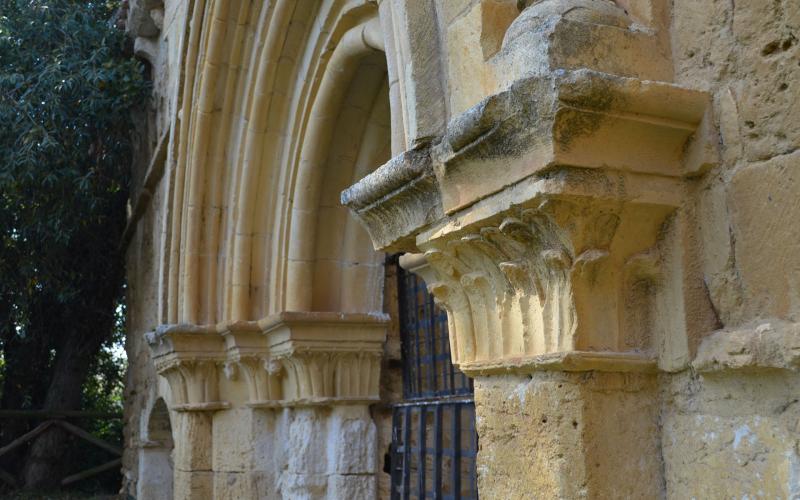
[{"xmin": 343, "ymin": 69, "xmax": 717, "ymax": 251}]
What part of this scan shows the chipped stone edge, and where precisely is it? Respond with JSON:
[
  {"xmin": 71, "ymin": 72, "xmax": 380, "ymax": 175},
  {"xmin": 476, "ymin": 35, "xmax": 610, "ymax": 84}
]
[
  {"xmin": 692, "ymin": 320, "xmax": 800, "ymax": 373},
  {"xmin": 458, "ymin": 351, "xmax": 658, "ymax": 377}
]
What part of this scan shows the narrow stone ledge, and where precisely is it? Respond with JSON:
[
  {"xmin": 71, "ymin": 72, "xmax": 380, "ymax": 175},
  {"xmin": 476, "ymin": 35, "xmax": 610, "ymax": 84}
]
[
  {"xmin": 459, "ymin": 351, "xmax": 657, "ymax": 376},
  {"xmin": 121, "ymin": 129, "xmax": 168, "ymax": 250},
  {"xmin": 246, "ymin": 396, "xmax": 380, "ymax": 409},
  {"xmin": 692, "ymin": 320, "xmax": 800, "ymax": 373},
  {"xmin": 259, "ymin": 311, "xmax": 389, "ymax": 352},
  {"xmin": 171, "ymin": 402, "xmax": 231, "ymax": 413}
]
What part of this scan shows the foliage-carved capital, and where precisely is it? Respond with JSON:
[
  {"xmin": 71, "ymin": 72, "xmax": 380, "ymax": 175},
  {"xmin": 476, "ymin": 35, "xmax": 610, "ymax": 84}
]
[
  {"xmin": 220, "ymin": 322, "xmax": 282, "ymax": 405},
  {"xmin": 259, "ymin": 312, "xmax": 387, "ymax": 404},
  {"xmin": 147, "ymin": 325, "xmax": 229, "ymax": 412},
  {"xmin": 408, "ymin": 189, "xmax": 683, "ymax": 375}
]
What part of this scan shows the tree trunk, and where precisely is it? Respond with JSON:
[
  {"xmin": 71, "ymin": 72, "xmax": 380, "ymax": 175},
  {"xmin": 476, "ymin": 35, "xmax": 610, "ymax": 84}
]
[
  {"xmin": 21, "ymin": 335, "xmax": 103, "ymax": 491},
  {"xmin": 0, "ymin": 302, "xmax": 53, "ymax": 478}
]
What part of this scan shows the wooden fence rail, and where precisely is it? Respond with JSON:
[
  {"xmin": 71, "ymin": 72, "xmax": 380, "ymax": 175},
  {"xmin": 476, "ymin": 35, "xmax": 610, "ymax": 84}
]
[{"xmin": 0, "ymin": 410, "xmax": 122, "ymax": 490}]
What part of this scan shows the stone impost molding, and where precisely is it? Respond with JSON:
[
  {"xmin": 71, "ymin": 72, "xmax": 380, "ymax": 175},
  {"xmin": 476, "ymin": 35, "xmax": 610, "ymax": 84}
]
[
  {"xmin": 148, "ymin": 312, "xmax": 388, "ymax": 409},
  {"xmin": 344, "ymin": 69, "xmax": 718, "ymax": 377},
  {"xmin": 146, "ymin": 324, "xmax": 230, "ymax": 412}
]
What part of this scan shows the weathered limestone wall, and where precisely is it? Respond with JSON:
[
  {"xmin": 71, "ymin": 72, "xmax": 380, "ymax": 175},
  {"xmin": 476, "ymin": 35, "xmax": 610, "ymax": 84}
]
[
  {"xmin": 468, "ymin": 0, "xmax": 800, "ymax": 495},
  {"xmin": 663, "ymin": 371, "xmax": 800, "ymax": 497},
  {"xmin": 475, "ymin": 373, "xmax": 662, "ymax": 498},
  {"xmin": 660, "ymin": 1, "xmax": 800, "ymax": 494},
  {"xmin": 121, "ymin": 0, "xmax": 186, "ymax": 495},
  {"xmin": 123, "ymin": 189, "xmax": 167, "ymax": 498},
  {"xmin": 201, "ymin": 405, "xmax": 378, "ymax": 498}
]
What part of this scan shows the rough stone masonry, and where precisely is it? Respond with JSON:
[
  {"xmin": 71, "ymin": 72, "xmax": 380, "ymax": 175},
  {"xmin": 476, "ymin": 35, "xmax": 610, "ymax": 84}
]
[{"xmin": 121, "ymin": 0, "xmax": 800, "ymax": 498}]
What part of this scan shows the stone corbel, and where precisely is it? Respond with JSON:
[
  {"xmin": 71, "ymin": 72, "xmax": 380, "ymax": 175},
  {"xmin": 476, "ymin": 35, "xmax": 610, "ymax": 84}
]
[
  {"xmin": 146, "ymin": 325, "xmax": 229, "ymax": 412},
  {"xmin": 259, "ymin": 312, "xmax": 388, "ymax": 405},
  {"xmin": 219, "ymin": 321, "xmax": 282, "ymax": 406},
  {"xmin": 339, "ymin": 145, "xmax": 442, "ymax": 252}
]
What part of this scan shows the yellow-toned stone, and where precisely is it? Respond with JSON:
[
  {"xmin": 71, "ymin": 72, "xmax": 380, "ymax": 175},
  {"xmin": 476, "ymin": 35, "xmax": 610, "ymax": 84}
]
[
  {"xmin": 121, "ymin": 0, "xmax": 800, "ymax": 497},
  {"xmin": 475, "ymin": 372, "xmax": 661, "ymax": 498}
]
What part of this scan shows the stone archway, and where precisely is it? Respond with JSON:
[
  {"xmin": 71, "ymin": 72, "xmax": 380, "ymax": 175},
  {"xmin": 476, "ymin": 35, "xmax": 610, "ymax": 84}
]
[
  {"xmin": 143, "ymin": 4, "xmax": 397, "ymax": 498},
  {"xmin": 137, "ymin": 398, "xmax": 174, "ymax": 500}
]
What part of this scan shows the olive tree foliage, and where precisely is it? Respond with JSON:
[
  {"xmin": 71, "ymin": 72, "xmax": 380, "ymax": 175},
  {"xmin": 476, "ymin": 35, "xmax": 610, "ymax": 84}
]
[{"xmin": 0, "ymin": 0, "xmax": 149, "ymax": 490}]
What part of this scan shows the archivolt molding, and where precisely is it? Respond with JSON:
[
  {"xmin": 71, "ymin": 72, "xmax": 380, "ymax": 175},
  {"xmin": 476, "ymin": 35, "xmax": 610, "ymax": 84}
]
[
  {"xmin": 141, "ymin": 0, "xmax": 415, "ymax": 416},
  {"xmin": 156, "ymin": 0, "xmax": 405, "ymax": 327},
  {"xmin": 147, "ymin": 312, "xmax": 387, "ymax": 409}
]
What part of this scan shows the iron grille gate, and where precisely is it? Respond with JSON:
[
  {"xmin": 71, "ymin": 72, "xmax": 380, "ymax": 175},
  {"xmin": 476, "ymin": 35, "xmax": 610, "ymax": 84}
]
[{"xmin": 390, "ymin": 261, "xmax": 478, "ymax": 499}]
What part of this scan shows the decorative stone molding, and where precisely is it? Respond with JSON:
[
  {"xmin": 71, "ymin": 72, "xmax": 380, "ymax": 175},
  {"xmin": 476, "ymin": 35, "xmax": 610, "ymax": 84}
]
[
  {"xmin": 259, "ymin": 312, "xmax": 388, "ymax": 405},
  {"xmin": 220, "ymin": 321, "xmax": 282, "ymax": 405},
  {"xmin": 146, "ymin": 325, "xmax": 229, "ymax": 412}
]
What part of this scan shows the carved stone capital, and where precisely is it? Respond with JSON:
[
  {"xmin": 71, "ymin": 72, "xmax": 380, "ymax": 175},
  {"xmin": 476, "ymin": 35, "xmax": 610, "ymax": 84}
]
[
  {"xmin": 410, "ymin": 188, "xmax": 673, "ymax": 374},
  {"xmin": 344, "ymin": 67, "xmax": 717, "ymax": 375},
  {"xmin": 259, "ymin": 312, "xmax": 388, "ymax": 404},
  {"xmin": 220, "ymin": 321, "xmax": 282, "ymax": 405},
  {"xmin": 148, "ymin": 313, "xmax": 387, "ymax": 408},
  {"xmin": 147, "ymin": 324, "xmax": 229, "ymax": 412}
]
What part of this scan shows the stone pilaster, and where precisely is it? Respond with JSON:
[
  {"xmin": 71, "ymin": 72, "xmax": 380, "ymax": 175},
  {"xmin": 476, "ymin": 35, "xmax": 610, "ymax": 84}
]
[
  {"xmin": 260, "ymin": 312, "xmax": 387, "ymax": 498},
  {"xmin": 171, "ymin": 411, "xmax": 214, "ymax": 500}
]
